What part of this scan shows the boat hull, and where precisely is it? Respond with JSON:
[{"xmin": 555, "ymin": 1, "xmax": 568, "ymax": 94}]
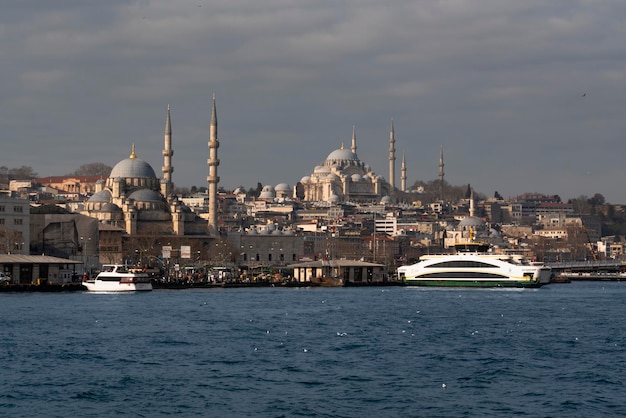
[
  {"xmin": 404, "ymin": 278, "xmax": 542, "ymax": 288},
  {"xmin": 83, "ymin": 280, "xmax": 152, "ymax": 292}
]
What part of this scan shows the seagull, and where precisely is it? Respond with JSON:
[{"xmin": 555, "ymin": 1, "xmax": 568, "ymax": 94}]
[{"xmin": 582, "ymin": 93, "xmax": 586, "ymax": 97}]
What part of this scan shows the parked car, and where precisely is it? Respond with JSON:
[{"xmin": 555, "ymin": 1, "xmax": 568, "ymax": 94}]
[{"xmin": 0, "ymin": 272, "xmax": 11, "ymax": 284}]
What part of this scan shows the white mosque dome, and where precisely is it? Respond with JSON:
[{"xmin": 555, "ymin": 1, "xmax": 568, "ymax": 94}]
[
  {"xmin": 351, "ymin": 174, "xmax": 362, "ymax": 182},
  {"xmin": 327, "ymin": 173, "xmax": 340, "ymax": 181},
  {"xmin": 259, "ymin": 185, "xmax": 276, "ymax": 199},
  {"xmin": 275, "ymin": 183, "xmax": 291, "ymax": 192},
  {"xmin": 233, "ymin": 187, "xmax": 246, "ymax": 195},
  {"xmin": 381, "ymin": 196, "xmax": 392, "ymax": 204},
  {"xmin": 326, "ymin": 148, "xmax": 357, "ymax": 161},
  {"xmin": 314, "ymin": 166, "xmax": 331, "ymax": 174},
  {"xmin": 328, "ymin": 194, "xmax": 340, "ymax": 204},
  {"xmin": 300, "ymin": 176, "xmax": 311, "ymax": 183}
]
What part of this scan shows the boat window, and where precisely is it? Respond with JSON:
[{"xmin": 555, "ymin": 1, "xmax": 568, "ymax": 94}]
[
  {"xmin": 420, "ymin": 272, "xmax": 507, "ymax": 279},
  {"xmin": 426, "ymin": 260, "xmax": 498, "ymax": 268}
]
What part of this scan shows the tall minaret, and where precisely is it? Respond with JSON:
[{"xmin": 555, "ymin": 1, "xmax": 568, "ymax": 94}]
[
  {"xmin": 207, "ymin": 94, "xmax": 220, "ymax": 236},
  {"xmin": 401, "ymin": 152, "xmax": 407, "ymax": 192},
  {"xmin": 388, "ymin": 119, "xmax": 396, "ymax": 188},
  {"xmin": 351, "ymin": 125, "xmax": 357, "ymax": 154},
  {"xmin": 438, "ymin": 145, "xmax": 445, "ymax": 200},
  {"xmin": 161, "ymin": 105, "xmax": 174, "ymax": 199}
]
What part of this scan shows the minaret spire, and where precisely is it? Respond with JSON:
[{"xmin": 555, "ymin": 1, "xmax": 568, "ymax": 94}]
[
  {"xmin": 439, "ymin": 145, "xmax": 445, "ymax": 201},
  {"xmin": 401, "ymin": 152, "xmax": 407, "ymax": 192},
  {"xmin": 162, "ymin": 104, "xmax": 174, "ymax": 198},
  {"xmin": 207, "ymin": 93, "xmax": 220, "ymax": 236},
  {"xmin": 351, "ymin": 125, "xmax": 357, "ymax": 154},
  {"xmin": 388, "ymin": 119, "xmax": 396, "ymax": 188},
  {"xmin": 130, "ymin": 143, "xmax": 136, "ymax": 158}
]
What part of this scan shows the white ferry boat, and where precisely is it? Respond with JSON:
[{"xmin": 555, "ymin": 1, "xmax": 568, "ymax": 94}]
[
  {"xmin": 397, "ymin": 243, "xmax": 552, "ymax": 288},
  {"xmin": 83, "ymin": 264, "xmax": 153, "ymax": 292}
]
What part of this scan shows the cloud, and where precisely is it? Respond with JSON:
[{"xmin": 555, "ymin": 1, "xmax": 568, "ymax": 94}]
[{"xmin": 2, "ymin": 0, "xmax": 626, "ymax": 202}]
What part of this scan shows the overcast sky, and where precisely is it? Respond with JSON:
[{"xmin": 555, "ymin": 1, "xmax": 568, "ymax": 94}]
[{"xmin": 3, "ymin": 1, "xmax": 626, "ymax": 203}]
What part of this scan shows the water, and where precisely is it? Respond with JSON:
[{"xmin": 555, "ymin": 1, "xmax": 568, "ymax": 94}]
[{"xmin": 1, "ymin": 282, "xmax": 625, "ymax": 417}]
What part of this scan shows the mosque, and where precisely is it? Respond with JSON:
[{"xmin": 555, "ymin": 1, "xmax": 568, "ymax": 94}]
[
  {"xmin": 294, "ymin": 122, "xmax": 408, "ymax": 204},
  {"xmin": 79, "ymin": 97, "xmax": 411, "ymax": 239},
  {"xmin": 80, "ymin": 97, "xmax": 221, "ymax": 237}
]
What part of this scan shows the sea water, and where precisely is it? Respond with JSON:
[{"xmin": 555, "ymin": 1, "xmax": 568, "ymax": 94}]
[{"xmin": 1, "ymin": 282, "xmax": 625, "ymax": 417}]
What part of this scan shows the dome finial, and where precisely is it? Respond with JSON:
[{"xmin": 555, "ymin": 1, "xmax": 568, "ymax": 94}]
[
  {"xmin": 130, "ymin": 143, "xmax": 137, "ymax": 159},
  {"xmin": 340, "ymin": 142, "xmax": 344, "ymax": 150}
]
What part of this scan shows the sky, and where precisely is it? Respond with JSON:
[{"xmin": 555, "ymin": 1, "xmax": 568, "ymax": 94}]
[{"xmin": 3, "ymin": 0, "xmax": 626, "ymax": 203}]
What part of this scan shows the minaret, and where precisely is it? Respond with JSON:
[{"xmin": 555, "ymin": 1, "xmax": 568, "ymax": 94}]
[
  {"xmin": 161, "ymin": 105, "xmax": 174, "ymax": 199},
  {"xmin": 469, "ymin": 187, "xmax": 475, "ymax": 217},
  {"xmin": 439, "ymin": 145, "xmax": 445, "ymax": 201},
  {"xmin": 351, "ymin": 125, "xmax": 357, "ymax": 154},
  {"xmin": 389, "ymin": 119, "xmax": 396, "ymax": 188},
  {"xmin": 207, "ymin": 94, "xmax": 220, "ymax": 236},
  {"xmin": 401, "ymin": 152, "xmax": 407, "ymax": 192}
]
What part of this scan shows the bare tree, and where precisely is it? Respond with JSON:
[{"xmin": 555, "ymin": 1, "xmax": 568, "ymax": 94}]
[{"xmin": 68, "ymin": 162, "xmax": 112, "ymax": 177}]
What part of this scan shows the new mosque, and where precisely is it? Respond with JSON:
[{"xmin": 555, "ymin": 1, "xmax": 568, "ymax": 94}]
[{"xmin": 80, "ymin": 97, "xmax": 221, "ymax": 238}]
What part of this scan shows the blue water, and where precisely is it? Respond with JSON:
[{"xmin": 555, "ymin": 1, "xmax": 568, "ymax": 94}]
[{"xmin": 1, "ymin": 282, "xmax": 625, "ymax": 417}]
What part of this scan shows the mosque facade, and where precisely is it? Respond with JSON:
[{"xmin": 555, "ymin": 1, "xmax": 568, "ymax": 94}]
[
  {"xmin": 80, "ymin": 97, "xmax": 221, "ymax": 237},
  {"xmin": 297, "ymin": 124, "xmax": 399, "ymax": 204}
]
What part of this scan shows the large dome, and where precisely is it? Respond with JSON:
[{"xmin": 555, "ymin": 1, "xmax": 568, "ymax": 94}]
[
  {"xmin": 326, "ymin": 148, "xmax": 357, "ymax": 161},
  {"xmin": 110, "ymin": 153, "xmax": 157, "ymax": 179}
]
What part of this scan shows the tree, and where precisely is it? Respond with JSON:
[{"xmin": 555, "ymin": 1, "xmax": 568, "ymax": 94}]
[
  {"xmin": 589, "ymin": 193, "xmax": 605, "ymax": 207},
  {"xmin": 569, "ymin": 195, "xmax": 591, "ymax": 214},
  {"xmin": 68, "ymin": 162, "xmax": 112, "ymax": 177},
  {"xmin": 9, "ymin": 166, "xmax": 38, "ymax": 180}
]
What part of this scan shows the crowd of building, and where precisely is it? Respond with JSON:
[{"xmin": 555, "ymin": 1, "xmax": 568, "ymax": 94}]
[{"xmin": 1, "ymin": 97, "xmax": 623, "ymax": 285}]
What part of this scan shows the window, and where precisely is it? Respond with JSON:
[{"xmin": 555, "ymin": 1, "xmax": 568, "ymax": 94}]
[
  {"xmin": 0, "ymin": 205, "xmax": 4, "ymax": 212},
  {"xmin": 0, "ymin": 219, "xmax": 4, "ymax": 225},
  {"xmin": 426, "ymin": 260, "xmax": 498, "ymax": 269},
  {"xmin": 14, "ymin": 219, "xmax": 22, "ymax": 225},
  {"xmin": 13, "ymin": 206, "xmax": 23, "ymax": 213}
]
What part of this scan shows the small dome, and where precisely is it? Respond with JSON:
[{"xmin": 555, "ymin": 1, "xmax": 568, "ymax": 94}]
[
  {"xmin": 233, "ymin": 187, "xmax": 245, "ymax": 195},
  {"xmin": 314, "ymin": 166, "xmax": 331, "ymax": 174},
  {"xmin": 100, "ymin": 203, "xmax": 122, "ymax": 212},
  {"xmin": 351, "ymin": 174, "xmax": 362, "ymax": 182},
  {"xmin": 300, "ymin": 176, "xmax": 311, "ymax": 183},
  {"xmin": 458, "ymin": 216, "xmax": 486, "ymax": 229},
  {"xmin": 259, "ymin": 185, "xmax": 276, "ymax": 199},
  {"xmin": 328, "ymin": 194, "xmax": 340, "ymax": 204},
  {"xmin": 128, "ymin": 189, "xmax": 163, "ymax": 202},
  {"xmin": 88, "ymin": 190, "xmax": 112, "ymax": 203},
  {"xmin": 381, "ymin": 196, "xmax": 392, "ymax": 204},
  {"xmin": 327, "ymin": 173, "xmax": 340, "ymax": 181},
  {"xmin": 275, "ymin": 183, "xmax": 291, "ymax": 192}
]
